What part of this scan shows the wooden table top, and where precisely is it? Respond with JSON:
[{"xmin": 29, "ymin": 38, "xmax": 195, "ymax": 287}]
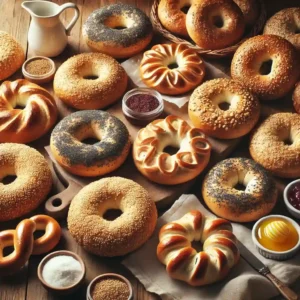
[{"xmin": 1, "ymin": 0, "xmax": 300, "ymax": 300}]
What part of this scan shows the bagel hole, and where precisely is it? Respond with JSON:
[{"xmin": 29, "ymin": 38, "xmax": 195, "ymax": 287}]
[
  {"xmin": 113, "ymin": 26, "xmax": 127, "ymax": 30},
  {"xmin": 3, "ymin": 246, "xmax": 14, "ymax": 257},
  {"xmin": 283, "ymin": 137, "xmax": 293, "ymax": 146},
  {"xmin": 168, "ymin": 62, "xmax": 179, "ymax": 69},
  {"xmin": 212, "ymin": 15, "xmax": 224, "ymax": 28},
  {"xmin": 234, "ymin": 182, "xmax": 246, "ymax": 191},
  {"xmin": 52, "ymin": 198, "xmax": 62, "ymax": 207},
  {"xmin": 103, "ymin": 209, "xmax": 123, "ymax": 221},
  {"xmin": 1, "ymin": 175, "xmax": 17, "ymax": 185},
  {"xmin": 81, "ymin": 137, "xmax": 100, "ymax": 145},
  {"xmin": 180, "ymin": 5, "xmax": 190, "ymax": 14},
  {"xmin": 34, "ymin": 230, "xmax": 46, "ymax": 240},
  {"xmin": 164, "ymin": 145, "xmax": 179, "ymax": 155},
  {"xmin": 295, "ymin": 27, "xmax": 300, "ymax": 34},
  {"xmin": 259, "ymin": 60, "xmax": 273, "ymax": 75},
  {"xmin": 218, "ymin": 102, "xmax": 231, "ymax": 111},
  {"xmin": 83, "ymin": 75, "xmax": 98, "ymax": 80},
  {"xmin": 192, "ymin": 241, "xmax": 203, "ymax": 252}
]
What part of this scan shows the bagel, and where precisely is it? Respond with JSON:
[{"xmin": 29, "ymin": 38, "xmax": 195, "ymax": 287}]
[
  {"xmin": 53, "ymin": 53, "xmax": 127, "ymax": 110},
  {"xmin": 264, "ymin": 8, "xmax": 300, "ymax": 52},
  {"xmin": 293, "ymin": 82, "xmax": 300, "ymax": 113},
  {"xmin": 233, "ymin": 0, "xmax": 259, "ymax": 27},
  {"xmin": 188, "ymin": 78, "xmax": 260, "ymax": 139},
  {"xmin": 186, "ymin": 0, "xmax": 245, "ymax": 50},
  {"xmin": 0, "ymin": 32, "xmax": 25, "ymax": 80},
  {"xmin": 68, "ymin": 177, "xmax": 157, "ymax": 257},
  {"xmin": 83, "ymin": 4, "xmax": 153, "ymax": 58},
  {"xmin": 231, "ymin": 35, "xmax": 300, "ymax": 100},
  {"xmin": 202, "ymin": 158, "xmax": 278, "ymax": 222},
  {"xmin": 250, "ymin": 113, "xmax": 300, "ymax": 178},
  {"xmin": 50, "ymin": 110, "xmax": 131, "ymax": 177},
  {"xmin": 0, "ymin": 144, "xmax": 52, "ymax": 222}
]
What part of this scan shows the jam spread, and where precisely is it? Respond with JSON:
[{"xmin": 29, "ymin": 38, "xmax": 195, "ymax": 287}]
[
  {"xmin": 257, "ymin": 217, "xmax": 298, "ymax": 252},
  {"xmin": 288, "ymin": 183, "xmax": 300, "ymax": 210},
  {"xmin": 126, "ymin": 94, "xmax": 159, "ymax": 113}
]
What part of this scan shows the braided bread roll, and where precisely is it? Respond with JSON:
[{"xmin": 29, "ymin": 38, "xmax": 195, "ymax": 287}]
[
  {"xmin": 157, "ymin": 210, "xmax": 240, "ymax": 286},
  {"xmin": 0, "ymin": 79, "xmax": 58, "ymax": 143}
]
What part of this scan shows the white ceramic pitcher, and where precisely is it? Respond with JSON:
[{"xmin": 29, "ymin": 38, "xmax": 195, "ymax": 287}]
[{"xmin": 22, "ymin": 1, "xmax": 79, "ymax": 57}]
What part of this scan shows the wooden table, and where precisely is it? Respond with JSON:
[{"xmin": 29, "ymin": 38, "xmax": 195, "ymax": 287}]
[{"xmin": 1, "ymin": 1, "xmax": 300, "ymax": 300}]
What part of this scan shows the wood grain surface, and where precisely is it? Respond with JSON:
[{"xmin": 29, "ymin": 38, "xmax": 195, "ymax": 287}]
[{"xmin": 0, "ymin": 1, "xmax": 300, "ymax": 300}]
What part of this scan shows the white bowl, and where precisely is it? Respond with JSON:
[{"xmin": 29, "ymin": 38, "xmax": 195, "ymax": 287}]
[
  {"xmin": 283, "ymin": 179, "xmax": 300, "ymax": 219},
  {"xmin": 252, "ymin": 215, "xmax": 300, "ymax": 260}
]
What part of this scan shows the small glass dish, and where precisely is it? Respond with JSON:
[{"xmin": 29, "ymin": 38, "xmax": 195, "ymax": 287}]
[
  {"xmin": 283, "ymin": 179, "xmax": 300, "ymax": 219},
  {"xmin": 86, "ymin": 273, "xmax": 133, "ymax": 300},
  {"xmin": 122, "ymin": 87, "xmax": 164, "ymax": 126},
  {"xmin": 22, "ymin": 56, "xmax": 56, "ymax": 84}
]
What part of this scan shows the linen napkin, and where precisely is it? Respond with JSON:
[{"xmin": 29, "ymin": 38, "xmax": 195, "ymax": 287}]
[{"xmin": 123, "ymin": 194, "xmax": 300, "ymax": 300}]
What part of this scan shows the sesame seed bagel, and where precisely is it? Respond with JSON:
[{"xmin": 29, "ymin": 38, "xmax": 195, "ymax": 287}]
[
  {"xmin": 250, "ymin": 113, "xmax": 300, "ymax": 178},
  {"xmin": 67, "ymin": 177, "xmax": 158, "ymax": 257},
  {"xmin": 83, "ymin": 4, "xmax": 153, "ymax": 58},
  {"xmin": 233, "ymin": 0, "xmax": 259, "ymax": 27},
  {"xmin": 263, "ymin": 8, "xmax": 300, "ymax": 52},
  {"xmin": 293, "ymin": 82, "xmax": 300, "ymax": 113},
  {"xmin": 202, "ymin": 158, "xmax": 278, "ymax": 222},
  {"xmin": 0, "ymin": 32, "xmax": 25, "ymax": 81},
  {"xmin": 53, "ymin": 53, "xmax": 127, "ymax": 110},
  {"xmin": 188, "ymin": 78, "xmax": 260, "ymax": 139},
  {"xmin": 231, "ymin": 35, "xmax": 300, "ymax": 101},
  {"xmin": 50, "ymin": 110, "xmax": 131, "ymax": 177},
  {"xmin": 0, "ymin": 143, "xmax": 52, "ymax": 222},
  {"xmin": 186, "ymin": 0, "xmax": 245, "ymax": 50}
]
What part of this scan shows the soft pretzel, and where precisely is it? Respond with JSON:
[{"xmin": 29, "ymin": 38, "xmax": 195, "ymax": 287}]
[
  {"xmin": 0, "ymin": 79, "xmax": 58, "ymax": 143},
  {"xmin": 157, "ymin": 210, "xmax": 240, "ymax": 286},
  {"xmin": 133, "ymin": 116, "xmax": 211, "ymax": 185},
  {"xmin": 0, "ymin": 215, "xmax": 61, "ymax": 276}
]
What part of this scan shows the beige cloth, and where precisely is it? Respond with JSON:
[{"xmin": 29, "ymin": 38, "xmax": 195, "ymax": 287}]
[{"xmin": 123, "ymin": 194, "xmax": 300, "ymax": 300}]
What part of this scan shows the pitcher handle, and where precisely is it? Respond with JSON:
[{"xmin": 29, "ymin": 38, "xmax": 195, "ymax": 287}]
[{"xmin": 59, "ymin": 3, "xmax": 80, "ymax": 36}]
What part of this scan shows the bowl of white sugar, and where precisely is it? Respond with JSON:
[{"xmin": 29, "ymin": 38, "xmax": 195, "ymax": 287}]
[{"xmin": 38, "ymin": 250, "xmax": 86, "ymax": 294}]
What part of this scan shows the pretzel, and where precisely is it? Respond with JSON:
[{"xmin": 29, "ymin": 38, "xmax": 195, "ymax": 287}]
[
  {"xmin": 157, "ymin": 210, "xmax": 240, "ymax": 286},
  {"xmin": 0, "ymin": 215, "xmax": 61, "ymax": 276}
]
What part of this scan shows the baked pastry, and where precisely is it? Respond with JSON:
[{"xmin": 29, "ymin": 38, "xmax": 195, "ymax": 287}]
[
  {"xmin": 133, "ymin": 115, "xmax": 211, "ymax": 185},
  {"xmin": 188, "ymin": 78, "xmax": 260, "ymax": 139},
  {"xmin": 250, "ymin": 113, "xmax": 300, "ymax": 178},
  {"xmin": 0, "ymin": 79, "xmax": 58, "ymax": 143},
  {"xmin": 233, "ymin": 0, "xmax": 259, "ymax": 27},
  {"xmin": 157, "ymin": 210, "xmax": 240, "ymax": 286},
  {"xmin": 50, "ymin": 110, "xmax": 131, "ymax": 177},
  {"xmin": 202, "ymin": 158, "xmax": 278, "ymax": 222},
  {"xmin": 68, "ymin": 177, "xmax": 157, "ymax": 257},
  {"xmin": 231, "ymin": 35, "xmax": 300, "ymax": 100},
  {"xmin": 293, "ymin": 82, "xmax": 300, "ymax": 113},
  {"xmin": 186, "ymin": 0, "xmax": 245, "ymax": 50},
  {"xmin": 140, "ymin": 44, "xmax": 205, "ymax": 95},
  {"xmin": 83, "ymin": 4, "xmax": 153, "ymax": 58},
  {"xmin": 264, "ymin": 8, "xmax": 300, "ymax": 52},
  {"xmin": 0, "ymin": 144, "xmax": 52, "ymax": 222},
  {"xmin": 53, "ymin": 53, "xmax": 128, "ymax": 110},
  {"xmin": 0, "ymin": 31, "xmax": 25, "ymax": 80}
]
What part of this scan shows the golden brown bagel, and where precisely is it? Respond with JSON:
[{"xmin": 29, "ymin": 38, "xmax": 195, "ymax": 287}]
[
  {"xmin": 0, "ymin": 32, "xmax": 25, "ymax": 81},
  {"xmin": 0, "ymin": 79, "xmax": 58, "ymax": 143},
  {"xmin": 0, "ymin": 144, "xmax": 52, "ymax": 222},
  {"xmin": 140, "ymin": 44, "xmax": 205, "ymax": 95},
  {"xmin": 188, "ymin": 78, "xmax": 260, "ymax": 139},
  {"xmin": 250, "ymin": 113, "xmax": 300, "ymax": 178},
  {"xmin": 231, "ymin": 35, "xmax": 300, "ymax": 100},
  {"xmin": 133, "ymin": 116, "xmax": 211, "ymax": 185},
  {"xmin": 264, "ymin": 8, "xmax": 300, "ymax": 52},
  {"xmin": 68, "ymin": 177, "xmax": 157, "ymax": 257},
  {"xmin": 202, "ymin": 158, "xmax": 278, "ymax": 222},
  {"xmin": 157, "ymin": 210, "xmax": 240, "ymax": 286},
  {"xmin": 186, "ymin": 0, "xmax": 245, "ymax": 50},
  {"xmin": 53, "ymin": 53, "xmax": 127, "ymax": 110},
  {"xmin": 293, "ymin": 82, "xmax": 300, "ymax": 113},
  {"xmin": 233, "ymin": 0, "xmax": 259, "ymax": 27}
]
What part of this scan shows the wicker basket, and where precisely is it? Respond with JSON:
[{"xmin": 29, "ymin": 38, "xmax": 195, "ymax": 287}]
[{"xmin": 150, "ymin": 0, "xmax": 267, "ymax": 58}]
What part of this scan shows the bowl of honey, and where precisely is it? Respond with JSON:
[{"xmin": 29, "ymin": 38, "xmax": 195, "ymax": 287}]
[{"xmin": 252, "ymin": 215, "xmax": 300, "ymax": 260}]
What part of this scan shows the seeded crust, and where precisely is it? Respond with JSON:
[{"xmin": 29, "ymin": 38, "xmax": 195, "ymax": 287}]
[
  {"xmin": 233, "ymin": 0, "xmax": 259, "ymax": 27},
  {"xmin": 188, "ymin": 78, "xmax": 260, "ymax": 139},
  {"xmin": 293, "ymin": 82, "xmax": 300, "ymax": 113},
  {"xmin": 263, "ymin": 8, "xmax": 300, "ymax": 52},
  {"xmin": 0, "ymin": 143, "xmax": 52, "ymax": 221},
  {"xmin": 67, "ymin": 177, "xmax": 157, "ymax": 257},
  {"xmin": 202, "ymin": 157, "xmax": 277, "ymax": 222},
  {"xmin": 250, "ymin": 112, "xmax": 300, "ymax": 178},
  {"xmin": 231, "ymin": 35, "xmax": 300, "ymax": 101},
  {"xmin": 53, "ymin": 53, "xmax": 128, "ymax": 110},
  {"xmin": 0, "ymin": 31, "xmax": 25, "ymax": 80}
]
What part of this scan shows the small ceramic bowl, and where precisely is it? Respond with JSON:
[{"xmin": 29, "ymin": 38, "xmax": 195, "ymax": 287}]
[
  {"xmin": 38, "ymin": 250, "xmax": 86, "ymax": 294},
  {"xmin": 252, "ymin": 215, "xmax": 300, "ymax": 260},
  {"xmin": 22, "ymin": 56, "xmax": 56, "ymax": 84},
  {"xmin": 86, "ymin": 273, "xmax": 133, "ymax": 300},
  {"xmin": 283, "ymin": 179, "xmax": 300, "ymax": 219}
]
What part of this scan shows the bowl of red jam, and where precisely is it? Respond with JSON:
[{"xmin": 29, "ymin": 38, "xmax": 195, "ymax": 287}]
[
  {"xmin": 122, "ymin": 88, "xmax": 164, "ymax": 126},
  {"xmin": 284, "ymin": 179, "xmax": 300, "ymax": 219}
]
